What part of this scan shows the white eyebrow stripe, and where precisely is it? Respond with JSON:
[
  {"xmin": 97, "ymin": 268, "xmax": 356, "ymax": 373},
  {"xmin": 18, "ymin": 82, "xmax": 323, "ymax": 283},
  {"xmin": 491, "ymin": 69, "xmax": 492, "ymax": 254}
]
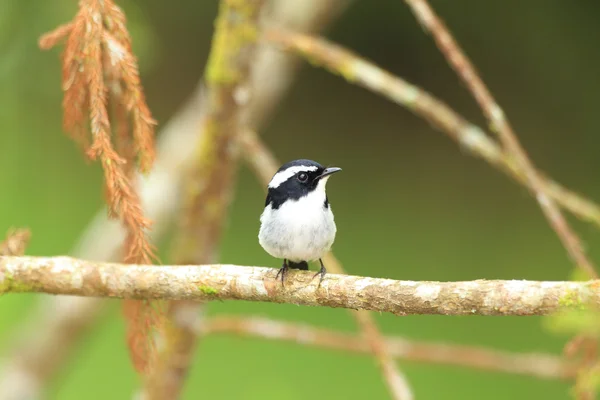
[{"xmin": 268, "ymin": 165, "xmax": 318, "ymax": 188}]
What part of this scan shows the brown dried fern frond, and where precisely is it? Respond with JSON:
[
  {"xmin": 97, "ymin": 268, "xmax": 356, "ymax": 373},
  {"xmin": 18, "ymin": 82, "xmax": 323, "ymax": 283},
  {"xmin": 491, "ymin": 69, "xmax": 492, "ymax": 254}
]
[{"xmin": 39, "ymin": 0, "xmax": 161, "ymax": 375}]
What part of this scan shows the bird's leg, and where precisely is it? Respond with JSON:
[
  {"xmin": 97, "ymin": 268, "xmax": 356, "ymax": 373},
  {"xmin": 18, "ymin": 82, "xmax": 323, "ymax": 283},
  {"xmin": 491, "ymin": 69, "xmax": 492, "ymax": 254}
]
[
  {"xmin": 312, "ymin": 258, "xmax": 327, "ymax": 285},
  {"xmin": 275, "ymin": 259, "xmax": 289, "ymax": 286}
]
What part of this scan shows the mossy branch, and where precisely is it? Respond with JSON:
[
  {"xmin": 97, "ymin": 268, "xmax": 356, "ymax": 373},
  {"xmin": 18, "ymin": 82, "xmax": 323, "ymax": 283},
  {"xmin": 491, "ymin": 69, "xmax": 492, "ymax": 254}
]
[
  {"xmin": 1, "ymin": 256, "xmax": 598, "ymax": 316},
  {"xmin": 149, "ymin": 0, "xmax": 266, "ymax": 398},
  {"xmin": 172, "ymin": 0, "xmax": 264, "ymax": 266}
]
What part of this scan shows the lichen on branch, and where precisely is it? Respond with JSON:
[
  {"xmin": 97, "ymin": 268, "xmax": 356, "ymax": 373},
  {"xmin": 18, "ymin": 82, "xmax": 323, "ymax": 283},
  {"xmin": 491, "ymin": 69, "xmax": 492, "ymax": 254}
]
[{"xmin": 1, "ymin": 256, "xmax": 599, "ymax": 317}]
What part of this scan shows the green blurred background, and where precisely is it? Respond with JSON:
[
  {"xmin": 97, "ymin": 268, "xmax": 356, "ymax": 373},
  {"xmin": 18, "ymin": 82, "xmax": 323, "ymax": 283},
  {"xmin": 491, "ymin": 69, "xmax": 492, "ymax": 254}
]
[{"xmin": 2, "ymin": 0, "xmax": 600, "ymax": 398}]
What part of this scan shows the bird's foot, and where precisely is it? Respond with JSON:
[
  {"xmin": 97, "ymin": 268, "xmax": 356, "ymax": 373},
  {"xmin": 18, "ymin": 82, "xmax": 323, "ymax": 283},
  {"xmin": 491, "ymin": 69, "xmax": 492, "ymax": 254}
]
[
  {"xmin": 275, "ymin": 260, "xmax": 289, "ymax": 286},
  {"xmin": 312, "ymin": 259, "xmax": 327, "ymax": 286}
]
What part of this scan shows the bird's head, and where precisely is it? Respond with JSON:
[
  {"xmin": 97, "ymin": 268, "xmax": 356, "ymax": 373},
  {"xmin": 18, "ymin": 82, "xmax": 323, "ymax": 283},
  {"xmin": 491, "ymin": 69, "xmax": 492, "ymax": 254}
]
[{"xmin": 266, "ymin": 159, "xmax": 342, "ymax": 207}]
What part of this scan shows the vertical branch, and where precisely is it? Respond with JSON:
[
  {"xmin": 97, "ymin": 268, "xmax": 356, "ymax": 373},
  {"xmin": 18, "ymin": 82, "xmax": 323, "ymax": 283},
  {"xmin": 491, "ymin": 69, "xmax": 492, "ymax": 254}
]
[
  {"xmin": 403, "ymin": 0, "xmax": 597, "ymax": 280},
  {"xmin": 143, "ymin": 1, "xmax": 266, "ymax": 398},
  {"xmin": 241, "ymin": 130, "xmax": 414, "ymax": 400},
  {"xmin": 172, "ymin": 0, "xmax": 264, "ymax": 264}
]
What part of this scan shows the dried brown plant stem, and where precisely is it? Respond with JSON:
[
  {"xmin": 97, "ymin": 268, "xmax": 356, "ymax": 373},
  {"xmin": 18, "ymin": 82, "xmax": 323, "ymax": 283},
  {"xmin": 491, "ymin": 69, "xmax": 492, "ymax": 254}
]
[
  {"xmin": 39, "ymin": 0, "xmax": 159, "ymax": 374},
  {"xmin": 2, "ymin": 256, "xmax": 598, "ymax": 316},
  {"xmin": 403, "ymin": 0, "xmax": 597, "ymax": 280},
  {"xmin": 202, "ymin": 316, "xmax": 576, "ymax": 381},
  {"xmin": 144, "ymin": 1, "xmax": 266, "ymax": 398},
  {"xmin": 263, "ymin": 29, "xmax": 600, "ymax": 231},
  {"xmin": 0, "ymin": 84, "xmax": 206, "ymax": 400},
  {"xmin": 241, "ymin": 131, "xmax": 413, "ymax": 400}
]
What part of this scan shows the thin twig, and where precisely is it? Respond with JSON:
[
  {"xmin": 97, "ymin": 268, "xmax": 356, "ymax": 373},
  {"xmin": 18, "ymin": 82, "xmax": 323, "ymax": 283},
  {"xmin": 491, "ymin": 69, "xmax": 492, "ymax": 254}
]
[
  {"xmin": 327, "ymin": 254, "xmax": 414, "ymax": 400},
  {"xmin": 1, "ymin": 256, "xmax": 598, "ymax": 316},
  {"xmin": 403, "ymin": 0, "xmax": 597, "ymax": 280},
  {"xmin": 403, "ymin": 4, "xmax": 599, "ymax": 396},
  {"xmin": 263, "ymin": 28, "xmax": 600, "ymax": 231},
  {"xmin": 247, "ymin": 0, "xmax": 351, "ymax": 128},
  {"xmin": 202, "ymin": 316, "xmax": 576, "ymax": 380}
]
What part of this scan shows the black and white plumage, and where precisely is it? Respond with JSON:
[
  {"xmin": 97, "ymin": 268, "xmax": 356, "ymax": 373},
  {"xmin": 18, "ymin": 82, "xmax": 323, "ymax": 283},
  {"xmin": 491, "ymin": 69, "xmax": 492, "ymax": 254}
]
[{"xmin": 258, "ymin": 159, "xmax": 342, "ymax": 284}]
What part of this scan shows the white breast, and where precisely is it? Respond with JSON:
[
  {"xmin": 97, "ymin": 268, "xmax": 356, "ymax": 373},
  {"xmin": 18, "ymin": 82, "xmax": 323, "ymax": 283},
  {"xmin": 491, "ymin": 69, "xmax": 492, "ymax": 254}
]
[{"xmin": 259, "ymin": 183, "xmax": 337, "ymax": 262}]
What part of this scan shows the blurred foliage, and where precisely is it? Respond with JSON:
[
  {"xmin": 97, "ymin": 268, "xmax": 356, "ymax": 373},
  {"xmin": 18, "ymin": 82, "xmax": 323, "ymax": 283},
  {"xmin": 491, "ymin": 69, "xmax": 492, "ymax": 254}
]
[{"xmin": 2, "ymin": 1, "xmax": 600, "ymax": 399}]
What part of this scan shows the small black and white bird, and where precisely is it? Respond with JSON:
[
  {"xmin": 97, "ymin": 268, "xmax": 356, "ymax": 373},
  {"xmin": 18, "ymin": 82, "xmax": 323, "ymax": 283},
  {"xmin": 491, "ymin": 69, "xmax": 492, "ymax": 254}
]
[{"xmin": 259, "ymin": 159, "xmax": 342, "ymax": 284}]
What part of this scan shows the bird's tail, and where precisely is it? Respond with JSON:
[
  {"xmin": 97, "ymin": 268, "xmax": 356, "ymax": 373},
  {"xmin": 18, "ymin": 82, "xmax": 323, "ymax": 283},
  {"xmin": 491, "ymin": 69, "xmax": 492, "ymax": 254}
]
[{"xmin": 288, "ymin": 260, "xmax": 309, "ymax": 270}]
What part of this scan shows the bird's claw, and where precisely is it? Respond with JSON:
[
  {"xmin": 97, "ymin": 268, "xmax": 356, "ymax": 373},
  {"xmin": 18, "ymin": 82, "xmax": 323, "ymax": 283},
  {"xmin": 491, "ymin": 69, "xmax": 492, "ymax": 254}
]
[
  {"xmin": 275, "ymin": 261, "xmax": 288, "ymax": 286},
  {"xmin": 312, "ymin": 260, "xmax": 327, "ymax": 287}
]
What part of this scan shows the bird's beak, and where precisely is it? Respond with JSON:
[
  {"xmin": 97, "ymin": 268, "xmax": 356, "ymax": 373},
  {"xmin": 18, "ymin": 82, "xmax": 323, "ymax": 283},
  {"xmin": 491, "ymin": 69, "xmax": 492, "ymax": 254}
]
[{"xmin": 316, "ymin": 167, "xmax": 342, "ymax": 180}]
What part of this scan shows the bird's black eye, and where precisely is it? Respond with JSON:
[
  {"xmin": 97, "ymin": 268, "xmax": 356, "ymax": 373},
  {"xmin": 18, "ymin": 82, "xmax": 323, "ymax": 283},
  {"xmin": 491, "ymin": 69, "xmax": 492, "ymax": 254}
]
[{"xmin": 297, "ymin": 172, "xmax": 308, "ymax": 182}]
